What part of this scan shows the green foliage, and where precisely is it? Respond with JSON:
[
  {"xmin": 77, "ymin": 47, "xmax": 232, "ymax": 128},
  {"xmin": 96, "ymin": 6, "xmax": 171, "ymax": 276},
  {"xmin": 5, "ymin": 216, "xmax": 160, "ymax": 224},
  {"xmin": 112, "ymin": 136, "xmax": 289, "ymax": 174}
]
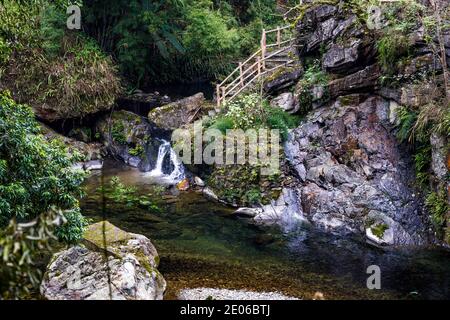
[
  {"xmin": 377, "ymin": 32, "xmax": 411, "ymax": 74},
  {"xmin": 266, "ymin": 106, "xmax": 302, "ymax": 141},
  {"xmin": 244, "ymin": 188, "xmax": 262, "ymax": 205},
  {"xmin": 111, "ymin": 121, "xmax": 127, "ymax": 145},
  {"xmin": 414, "ymin": 145, "xmax": 432, "ymax": 188},
  {"xmin": 82, "ymin": 0, "xmax": 285, "ymax": 85},
  {"xmin": 295, "ymin": 61, "xmax": 329, "ymax": 113},
  {"xmin": 212, "ymin": 93, "xmax": 300, "ymax": 141},
  {"xmin": 0, "ymin": 91, "xmax": 87, "ymax": 297},
  {"xmin": 426, "ymin": 189, "xmax": 449, "ymax": 240},
  {"xmin": 99, "ymin": 176, "xmax": 161, "ymax": 213},
  {"xmin": 396, "ymin": 106, "xmax": 418, "ymax": 143},
  {"xmin": 209, "ymin": 117, "xmax": 235, "ymax": 134},
  {"xmin": 376, "ymin": 0, "xmax": 425, "ymax": 75},
  {"xmin": 371, "ymin": 223, "xmax": 389, "ymax": 239},
  {"xmin": 0, "ymin": 1, "xmax": 123, "ymax": 119},
  {"xmin": 129, "ymin": 144, "xmax": 145, "ymax": 157},
  {"xmin": 0, "ymin": 37, "xmax": 11, "ymax": 64}
]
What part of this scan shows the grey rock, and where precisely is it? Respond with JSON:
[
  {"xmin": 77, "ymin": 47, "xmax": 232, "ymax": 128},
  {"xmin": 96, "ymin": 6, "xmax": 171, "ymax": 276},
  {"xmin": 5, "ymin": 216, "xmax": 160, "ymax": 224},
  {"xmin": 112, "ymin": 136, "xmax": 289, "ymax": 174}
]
[
  {"xmin": 148, "ymin": 93, "xmax": 205, "ymax": 131},
  {"xmin": 254, "ymin": 188, "xmax": 306, "ymax": 232},
  {"xmin": 84, "ymin": 160, "xmax": 103, "ymax": 171},
  {"xmin": 264, "ymin": 69, "xmax": 302, "ymax": 94},
  {"xmin": 328, "ymin": 64, "xmax": 380, "ymax": 99},
  {"xmin": 95, "ymin": 110, "xmax": 162, "ymax": 171},
  {"xmin": 40, "ymin": 221, "xmax": 166, "ymax": 300},
  {"xmin": 430, "ymin": 133, "xmax": 449, "ymax": 181},
  {"xmin": 270, "ymin": 92, "xmax": 297, "ymax": 113},
  {"xmin": 285, "ymin": 95, "xmax": 431, "ymax": 245},
  {"xmin": 194, "ymin": 176, "xmax": 206, "ymax": 187}
]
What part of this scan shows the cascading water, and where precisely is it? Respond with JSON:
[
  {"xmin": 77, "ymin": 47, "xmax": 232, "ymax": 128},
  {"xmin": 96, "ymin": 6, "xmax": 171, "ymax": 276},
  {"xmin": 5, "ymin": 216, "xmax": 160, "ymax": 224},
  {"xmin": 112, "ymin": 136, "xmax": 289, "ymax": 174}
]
[{"xmin": 146, "ymin": 139, "xmax": 185, "ymax": 185}]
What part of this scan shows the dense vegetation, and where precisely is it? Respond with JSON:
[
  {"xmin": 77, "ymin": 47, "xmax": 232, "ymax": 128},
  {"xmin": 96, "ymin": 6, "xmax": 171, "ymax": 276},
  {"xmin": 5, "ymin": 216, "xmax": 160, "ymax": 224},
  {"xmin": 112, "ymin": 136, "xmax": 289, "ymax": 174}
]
[
  {"xmin": 0, "ymin": 0, "xmax": 122, "ymax": 120},
  {"xmin": 0, "ymin": 91, "xmax": 87, "ymax": 298},
  {"xmin": 82, "ymin": 0, "xmax": 295, "ymax": 86}
]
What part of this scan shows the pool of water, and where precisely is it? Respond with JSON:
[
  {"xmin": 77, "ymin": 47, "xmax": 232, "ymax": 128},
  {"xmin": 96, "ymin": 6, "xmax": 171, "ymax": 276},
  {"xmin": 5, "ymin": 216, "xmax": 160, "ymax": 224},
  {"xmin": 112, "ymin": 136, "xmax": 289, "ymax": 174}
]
[{"xmin": 81, "ymin": 159, "xmax": 450, "ymax": 300}]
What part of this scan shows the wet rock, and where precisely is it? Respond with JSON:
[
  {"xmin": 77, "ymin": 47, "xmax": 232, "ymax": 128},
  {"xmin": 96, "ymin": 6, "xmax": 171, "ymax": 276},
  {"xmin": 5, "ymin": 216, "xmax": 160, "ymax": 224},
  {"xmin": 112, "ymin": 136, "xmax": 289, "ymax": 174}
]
[
  {"xmin": 254, "ymin": 188, "xmax": 306, "ymax": 232},
  {"xmin": 148, "ymin": 93, "xmax": 205, "ymax": 131},
  {"xmin": 203, "ymin": 187, "xmax": 219, "ymax": 202},
  {"xmin": 234, "ymin": 207, "xmax": 263, "ymax": 218},
  {"xmin": 284, "ymin": 95, "xmax": 430, "ymax": 245},
  {"xmin": 84, "ymin": 160, "xmax": 103, "ymax": 171},
  {"xmin": 40, "ymin": 221, "xmax": 166, "ymax": 300},
  {"xmin": 194, "ymin": 176, "xmax": 205, "ymax": 187},
  {"xmin": 95, "ymin": 110, "xmax": 160, "ymax": 169},
  {"xmin": 264, "ymin": 69, "xmax": 302, "ymax": 94}
]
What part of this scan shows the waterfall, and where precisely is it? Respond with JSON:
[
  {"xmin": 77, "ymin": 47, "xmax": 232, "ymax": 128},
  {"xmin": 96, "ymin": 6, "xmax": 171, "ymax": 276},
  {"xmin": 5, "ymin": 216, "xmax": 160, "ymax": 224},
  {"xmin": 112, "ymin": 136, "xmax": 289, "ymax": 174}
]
[{"xmin": 146, "ymin": 140, "xmax": 185, "ymax": 185}]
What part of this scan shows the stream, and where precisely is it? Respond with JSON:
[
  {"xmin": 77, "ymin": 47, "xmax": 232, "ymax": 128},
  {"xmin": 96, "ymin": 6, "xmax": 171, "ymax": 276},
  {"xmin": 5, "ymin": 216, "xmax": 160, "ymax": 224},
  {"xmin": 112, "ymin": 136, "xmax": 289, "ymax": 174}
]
[{"xmin": 81, "ymin": 158, "xmax": 450, "ymax": 300}]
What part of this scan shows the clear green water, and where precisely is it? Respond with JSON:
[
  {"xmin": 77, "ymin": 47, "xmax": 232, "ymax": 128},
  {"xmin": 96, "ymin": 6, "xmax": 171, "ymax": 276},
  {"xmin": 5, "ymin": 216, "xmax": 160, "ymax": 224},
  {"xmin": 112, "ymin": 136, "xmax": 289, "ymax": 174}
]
[{"xmin": 81, "ymin": 159, "xmax": 450, "ymax": 300}]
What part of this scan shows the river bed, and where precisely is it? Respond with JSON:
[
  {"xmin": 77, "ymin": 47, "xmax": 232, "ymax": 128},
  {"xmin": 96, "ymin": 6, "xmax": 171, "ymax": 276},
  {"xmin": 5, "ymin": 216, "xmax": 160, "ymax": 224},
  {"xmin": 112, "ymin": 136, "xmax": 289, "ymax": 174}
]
[{"xmin": 81, "ymin": 159, "xmax": 450, "ymax": 300}]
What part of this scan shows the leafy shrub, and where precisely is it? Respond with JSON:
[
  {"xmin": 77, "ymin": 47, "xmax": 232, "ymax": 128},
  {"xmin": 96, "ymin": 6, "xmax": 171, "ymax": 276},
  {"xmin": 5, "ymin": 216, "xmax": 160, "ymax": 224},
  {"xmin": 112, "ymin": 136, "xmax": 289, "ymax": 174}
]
[
  {"xmin": 211, "ymin": 93, "xmax": 300, "ymax": 141},
  {"xmin": 295, "ymin": 61, "xmax": 329, "ymax": 113},
  {"xmin": 0, "ymin": 91, "xmax": 87, "ymax": 297},
  {"xmin": 210, "ymin": 116, "xmax": 235, "ymax": 134},
  {"xmin": 426, "ymin": 190, "xmax": 449, "ymax": 240},
  {"xmin": 0, "ymin": 37, "xmax": 11, "ymax": 64},
  {"xmin": 396, "ymin": 106, "xmax": 418, "ymax": 143},
  {"xmin": 414, "ymin": 145, "xmax": 432, "ymax": 188},
  {"xmin": 245, "ymin": 188, "xmax": 262, "ymax": 205},
  {"xmin": 0, "ymin": 1, "xmax": 123, "ymax": 119},
  {"xmin": 377, "ymin": 32, "xmax": 411, "ymax": 74}
]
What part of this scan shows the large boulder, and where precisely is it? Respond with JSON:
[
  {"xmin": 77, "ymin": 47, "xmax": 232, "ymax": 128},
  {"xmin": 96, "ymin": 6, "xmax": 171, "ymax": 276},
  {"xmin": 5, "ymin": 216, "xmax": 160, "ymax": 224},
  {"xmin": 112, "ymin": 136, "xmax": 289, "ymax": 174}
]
[
  {"xmin": 270, "ymin": 92, "xmax": 299, "ymax": 113},
  {"xmin": 40, "ymin": 221, "xmax": 166, "ymax": 300},
  {"xmin": 264, "ymin": 69, "xmax": 302, "ymax": 94},
  {"xmin": 40, "ymin": 123, "xmax": 105, "ymax": 163},
  {"xmin": 327, "ymin": 64, "xmax": 381, "ymax": 99},
  {"xmin": 148, "ymin": 93, "xmax": 205, "ymax": 130},
  {"xmin": 117, "ymin": 91, "xmax": 171, "ymax": 115},
  {"xmin": 284, "ymin": 95, "xmax": 432, "ymax": 245},
  {"xmin": 96, "ymin": 110, "xmax": 162, "ymax": 169}
]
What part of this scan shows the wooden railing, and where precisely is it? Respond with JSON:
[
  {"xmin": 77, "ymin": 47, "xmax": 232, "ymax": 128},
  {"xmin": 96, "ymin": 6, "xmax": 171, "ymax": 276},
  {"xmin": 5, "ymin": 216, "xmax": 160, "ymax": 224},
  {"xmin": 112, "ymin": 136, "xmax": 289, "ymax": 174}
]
[{"xmin": 216, "ymin": 25, "xmax": 296, "ymax": 109}]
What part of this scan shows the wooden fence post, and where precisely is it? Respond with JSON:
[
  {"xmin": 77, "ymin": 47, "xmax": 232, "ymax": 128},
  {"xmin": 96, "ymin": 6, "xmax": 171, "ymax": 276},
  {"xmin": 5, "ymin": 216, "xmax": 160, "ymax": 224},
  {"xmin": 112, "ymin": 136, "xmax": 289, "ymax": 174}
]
[
  {"xmin": 216, "ymin": 84, "xmax": 221, "ymax": 109},
  {"xmin": 222, "ymin": 87, "xmax": 226, "ymax": 105},
  {"xmin": 239, "ymin": 62, "xmax": 244, "ymax": 87},
  {"xmin": 257, "ymin": 56, "xmax": 261, "ymax": 76},
  {"xmin": 277, "ymin": 26, "xmax": 281, "ymax": 47},
  {"xmin": 261, "ymin": 29, "xmax": 266, "ymax": 70}
]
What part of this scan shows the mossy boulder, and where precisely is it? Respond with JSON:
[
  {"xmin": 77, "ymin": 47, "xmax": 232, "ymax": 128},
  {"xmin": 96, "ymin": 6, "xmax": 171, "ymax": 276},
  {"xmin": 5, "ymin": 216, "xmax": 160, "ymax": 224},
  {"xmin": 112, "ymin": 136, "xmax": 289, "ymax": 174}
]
[
  {"xmin": 148, "ymin": 93, "xmax": 205, "ymax": 130},
  {"xmin": 41, "ymin": 221, "xmax": 166, "ymax": 300},
  {"xmin": 96, "ymin": 110, "xmax": 161, "ymax": 169}
]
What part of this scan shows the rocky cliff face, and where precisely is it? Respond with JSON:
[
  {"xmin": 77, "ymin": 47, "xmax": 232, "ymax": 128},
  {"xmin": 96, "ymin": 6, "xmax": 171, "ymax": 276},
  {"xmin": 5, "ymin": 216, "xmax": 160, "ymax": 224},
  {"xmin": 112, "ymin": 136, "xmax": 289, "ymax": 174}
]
[
  {"xmin": 284, "ymin": 95, "xmax": 429, "ymax": 245},
  {"xmin": 261, "ymin": 0, "xmax": 449, "ymax": 245}
]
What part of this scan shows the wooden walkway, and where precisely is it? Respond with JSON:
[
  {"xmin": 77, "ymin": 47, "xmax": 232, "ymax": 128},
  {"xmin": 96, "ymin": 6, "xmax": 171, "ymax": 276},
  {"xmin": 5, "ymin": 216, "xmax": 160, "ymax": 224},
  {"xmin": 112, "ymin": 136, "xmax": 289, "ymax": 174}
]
[{"xmin": 216, "ymin": 25, "xmax": 296, "ymax": 109}]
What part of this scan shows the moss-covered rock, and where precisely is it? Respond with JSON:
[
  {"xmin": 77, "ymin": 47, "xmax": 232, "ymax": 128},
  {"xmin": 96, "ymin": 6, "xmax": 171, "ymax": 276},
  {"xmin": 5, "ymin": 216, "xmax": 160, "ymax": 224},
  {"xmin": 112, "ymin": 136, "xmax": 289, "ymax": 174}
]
[
  {"xmin": 96, "ymin": 110, "xmax": 160, "ymax": 169},
  {"xmin": 148, "ymin": 93, "xmax": 206, "ymax": 131},
  {"xmin": 41, "ymin": 221, "xmax": 166, "ymax": 300}
]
